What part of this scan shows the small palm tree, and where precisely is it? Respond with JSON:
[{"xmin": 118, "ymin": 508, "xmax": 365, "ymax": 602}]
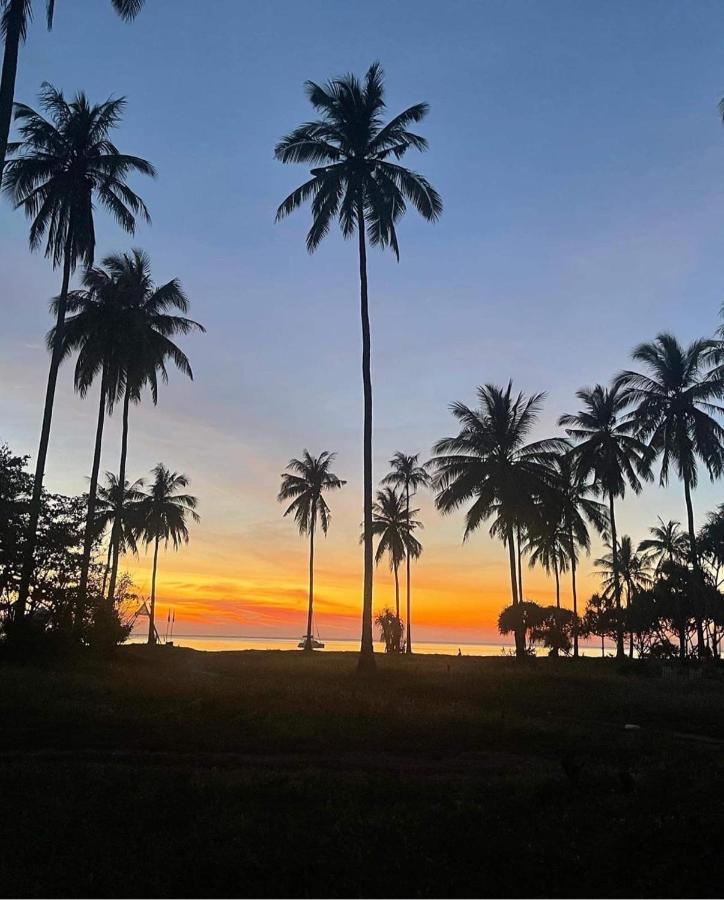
[
  {"xmin": 92, "ymin": 472, "xmax": 144, "ymax": 598},
  {"xmin": 638, "ymin": 517, "xmax": 689, "ymax": 571},
  {"xmin": 595, "ymin": 535, "xmax": 652, "ymax": 657},
  {"xmin": 430, "ymin": 382, "xmax": 566, "ymax": 657},
  {"xmin": 99, "ymin": 251, "xmax": 204, "ymax": 606},
  {"xmin": 524, "ymin": 509, "xmax": 569, "ymax": 609},
  {"xmin": 559, "ymin": 383, "xmax": 652, "ymax": 657},
  {"xmin": 552, "ymin": 452, "xmax": 608, "ymax": 656},
  {"xmin": 368, "ymin": 487, "xmax": 422, "ymax": 648},
  {"xmin": 278, "ymin": 451, "xmax": 345, "ymax": 651},
  {"xmin": 0, "ymin": 0, "xmax": 144, "ymax": 179},
  {"xmin": 3, "ymin": 83, "xmax": 154, "ymax": 618},
  {"xmin": 133, "ymin": 464, "xmax": 199, "ymax": 645},
  {"xmin": 275, "ymin": 62, "xmax": 441, "ymax": 672},
  {"xmin": 381, "ymin": 452, "xmax": 430, "ymax": 653}
]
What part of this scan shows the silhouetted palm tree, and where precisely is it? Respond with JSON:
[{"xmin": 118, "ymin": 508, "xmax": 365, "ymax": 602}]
[
  {"xmin": 552, "ymin": 452, "xmax": 608, "ymax": 656},
  {"xmin": 595, "ymin": 534, "xmax": 652, "ymax": 657},
  {"xmin": 92, "ymin": 472, "xmax": 144, "ymax": 598},
  {"xmin": 3, "ymin": 84, "xmax": 154, "ymax": 619},
  {"xmin": 559, "ymin": 384, "xmax": 652, "ymax": 657},
  {"xmin": 133, "ymin": 464, "xmax": 199, "ymax": 645},
  {"xmin": 381, "ymin": 452, "xmax": 430, "ymax": 653},
  {"xmin": 430, "ymin": 383, "xmax": 566, "ymax": 657},
  {"xmin": 278, "ymin": 450, "xmax": 345, "ymax": 651},
  {"xmin": 524, "ymin": 510, "xmax": 569, "ymax": 608},
  {"xmin": 0, "ymin": 1, "xmax": 144, "ymax": 179},
  {"xmin": 618, "ymin": 334, "xmax": 724, "ymax": 654},
  {"xmin": 368, "ymin": 486, "xmax": 422, "ymax": 646},
  {"xmin": 638, "ymin": 517, "xmax": 689, "ymax": 571},
  {"xmin": 275, "ymin": 62, "xmax": 442, "ymax": 672},
  {"xmin": 99, "ymin": 251, "xmax": 203, "ymax": 606}
]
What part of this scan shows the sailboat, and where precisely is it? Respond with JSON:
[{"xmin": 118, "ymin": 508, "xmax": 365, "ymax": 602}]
[{"xmin": 298, "ymin": 614, "xmax": 325, "ymax": 649}]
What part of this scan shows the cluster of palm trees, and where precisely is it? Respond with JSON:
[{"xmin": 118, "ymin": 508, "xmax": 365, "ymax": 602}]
[{"xmin": 2, "ymin": 15, "xmax": 203, "ymax": 639}]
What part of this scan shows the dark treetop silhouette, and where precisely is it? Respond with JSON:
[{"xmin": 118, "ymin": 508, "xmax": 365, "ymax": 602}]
[
  {"xmin": 3, "ymin": 84, "xmax": 154, "ymax": 621},
  {"xmin": 0, "ymin": 0, "xmax": 144, "ymax": 181},
  {"xmin": 278, "ymin": 450, "xmax": 345, "ymax": 651},
  {"xmin": 274, "ymin": 61, "xmax": 441, "ymax": 672}
]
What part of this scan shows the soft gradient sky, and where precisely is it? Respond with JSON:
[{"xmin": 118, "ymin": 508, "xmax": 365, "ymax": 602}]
[{"xmin": 2, "ymin": 0, "xmax": 724, "ymax": 642}]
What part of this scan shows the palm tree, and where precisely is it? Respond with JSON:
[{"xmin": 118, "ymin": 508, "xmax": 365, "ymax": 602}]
[
  {"xmin": 92, "ymin": 472, "xmax": 144, "ymax": 598},
  {"xmin": 3, "ymin": 84, "xmax": 153, "ymax": 619},
  {"xmin": 552, "ymin": 452, "xmax": 608, "ymax": 656},
  {"xmin": 368, "ymin": 486, "xmax": 422, "ymax": 648},
  {"xmin": 99, "ymin": 250, "xmax": 204, "ymax": 607},
  {"xmin": 618, "ymin": 334, "xmax": 724, "ymax": 654},
  {"xmin": 638, "ymin": 517, "xmax": 689, "ymax": 571},
  {"xmin": 278, "ymin": 450, "xmax": 345, "ymax": 651},
  {"xmin": 559, "ymin": 383, "xmax": 652, "ymax": 657},
  {"xmin": 0, "ymin": 0, "xmax": 144, "ymax": 179},
  {"xmin": 595, "ymin": 534, "xmax": 652, "ymax": 657},
  {"xmin": 430, "ymin": 383, "xmax": 566, "ymax": 657},
  {"xmin": 524, "ymin": 509, "xmax": 569, "ymax": 609},
  {"xmin": 275, "ymin": 63, "xmax": 442, "ymax": 672},
  {"xmin": 133, "ymin": 464, "xmax": 199, "ymax": 645},
  {"xmin": 381, "ymin": 452, "xmax": 430, "ymax": 653}
]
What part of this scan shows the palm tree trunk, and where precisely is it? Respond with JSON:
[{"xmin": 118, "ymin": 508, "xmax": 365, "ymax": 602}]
[
  {"xmin": 15, "ymin": 232, "xmax": 74, "ymax": 620},
  {"xmin": 357, "ymin": 204, "xmax": 375, "ymax": 673},
  {"xmin": 570, "ymin": 524, "xmax": 579, "ymax": 657},
  {"xmin": 75, "ymin": 366, "xmax": 108, "ymax": 633},
  {"xmin": 608, "ymin": 492, "xmax": 625, "ymax": 658},
  {"xmin": 394, "ymin": 560, "xmax": 400, "ymax": 650},
  {"xmin": 516, "ymin": 523, "xmax": 524, "ymax": 603},
  {"xmin": 683, "ymin": 476, "xmax": 706, "ymax": 656},
  {"xmin": 627, "ymin": 581, "xmax": 634, "ymax": 659},
  {"xmin": 405, "ymin": 483, "xmax": 412, "ymax": 654},
  {"xmin": 107, "ymin": 389, "xmax": 131, "ymax": 605},
  {"xmin": 554, "ymin": 560, "xmax": 560, "ymax": 608},
  {"xmin": 101, "ymin": 539, "xmax": 113, "ymax": 598},
  {"xmin": 507, "ymin": 525, "xmax": 524, "ymax": 657},
  {"xmin": 0, "ymin": 0, "xmax": 23, "ymax": 182},
  {"xmin": 147, "ymin": 533, "xmax": 159, "ymax": 644},
  {"xmin": 304, "ymin": 515, "xmax": 315, "ymax": 651}
]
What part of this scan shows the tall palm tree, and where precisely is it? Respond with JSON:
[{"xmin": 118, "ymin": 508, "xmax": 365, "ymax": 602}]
[
  {"xmin": 381, "ymin": 452, "xmax": 430, "ymax": 653},
  {"xmin": 368, "ymin": 486, "xmax": 422, "ymax": 648},
  {"xmin": 275, "ymin": 62, "xmax": 442, "ymax": 672},
  {"xmin": 524, "ymin": 509, "xmax": 569, "ymax": 608},
  {"xmin": 430, "ymin": 383, "xmax": 566, "ymax": 657},
  {"xmin": 618, "ymin": 334, "xmax": 724, "ymax": 654},
  {"xmin": 3, "ymin": 84, "xmax": 153, "ymax": 620},
  {"xmin": 100, "ymin": 250, "xmax": 204, "ymax": 607},
  {"xmin": 552, "ymin": 452, "xmax": 608, "ymax": 656},
  {"xmin": 0, "ymin": 0, "xmax": 144, "ymax": 179},
  {"xmin": 49, "ymin": 263, "xmax": 130, "ymax": 626},
  {"xmin": 92, "ymin": 471, "xmax": 144, "ymax": 598},
  {"xmin": 277, "ymin": 450, "xmax": 345, "ymax": 651},
  {"xmin": 638, "ymin": 517, "xmax": 689, "ymax": 571},
  {"xmin": 595, "ymin": 534, "xmax": 652, "ymax": 657},
  {"xmin": 133, "ymin": 464, "xmax": 199, "ymax": 645},
  {"xmin": 559, "ymin": 383, "xmax": 652, "ymax": 657}
]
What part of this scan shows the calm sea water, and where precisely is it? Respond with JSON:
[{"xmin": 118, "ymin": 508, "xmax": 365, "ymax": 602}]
[{"xmin": 127, "ymin": 633, "xmax": 608, "ymax": 656}]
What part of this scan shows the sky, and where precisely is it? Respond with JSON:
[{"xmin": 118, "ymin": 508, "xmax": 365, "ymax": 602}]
[{"xmin": 2, "ymin": 0, "xmax": 724, "ymax": 643}]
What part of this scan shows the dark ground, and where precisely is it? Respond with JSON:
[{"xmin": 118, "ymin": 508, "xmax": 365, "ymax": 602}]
[{"xmin": 1, "ymin": 647, "xmax": 723, "ymax": 898}]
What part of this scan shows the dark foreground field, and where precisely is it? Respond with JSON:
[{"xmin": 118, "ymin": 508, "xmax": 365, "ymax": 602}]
[{"xmin": 1, "ymin": 649, "xmax": 723, "ymax": 898}]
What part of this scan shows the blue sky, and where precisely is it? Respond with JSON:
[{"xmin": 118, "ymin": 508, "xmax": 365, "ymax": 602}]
[{"xmin": 2, "ymin": 0, "xmax": 724, "ymax": 637}]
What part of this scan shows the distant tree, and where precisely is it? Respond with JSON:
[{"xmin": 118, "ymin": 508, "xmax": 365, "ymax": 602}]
[
  {"xmin": 559, "ymin": 383, "xmax": 652, "ymax": 657},
  {"xmin": 618, "ymin": 334, "xmax": 724, "ymax": 655},
  {"xmin": 92, "ymin": 472, "xmax": 144, "ymax": 597},
  {"xmin": 431, "ymin": 382, "xmax": 565, "ymax": 656},
  {"xmin": 580, "ymin": 592, "xmax": 619, "ymax": 657},
  {"xmin": 638, "ymin": 517, "xmax": 689, "ymax": 572},
  {"xmin": 382, "ymin": 452, "xmax": 430, "ymax": 654},
  {"xmin": 375, "ymin": 607, "xmax": 404, "ymax": 654},
  {"xmin": 0, "ymin": 0, "xmax": 145, "ymax": 180},
  {"xmin": 524, "ymin": 508, "xmax": 569, "ymax": 609},
  {"xmin": 278, "ymin": 450, "xmax": 345, "ymax": 651},
  {"xmin": 595, "ymin": 535, "xmax": 652, "ymax": 657},
  {"xmin": 368, "ymin": 486, "xmax": 422, "ymax": 647},
  {"xmin": 3, "ymin": 84, "xmax": 153, "ymax": 619},
  {"xmin": 530, "ymin": 605, "xmax": 576, "ymax": 657},
  {"xmin": 497, "ymin": 601, "xmax": 544, "ymax": 655},
  {"xmin": 133, "ymin": 464, "xmax": 199, "ymax": 645},
  {"xmin": 275, "ymin": 62, "xmax": 442, "ymax": 672}
]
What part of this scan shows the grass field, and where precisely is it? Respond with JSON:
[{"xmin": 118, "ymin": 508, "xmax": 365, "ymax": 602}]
[{"xmin": 1, "ymin": 647, "xmax": 723, "ymax": 898}]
